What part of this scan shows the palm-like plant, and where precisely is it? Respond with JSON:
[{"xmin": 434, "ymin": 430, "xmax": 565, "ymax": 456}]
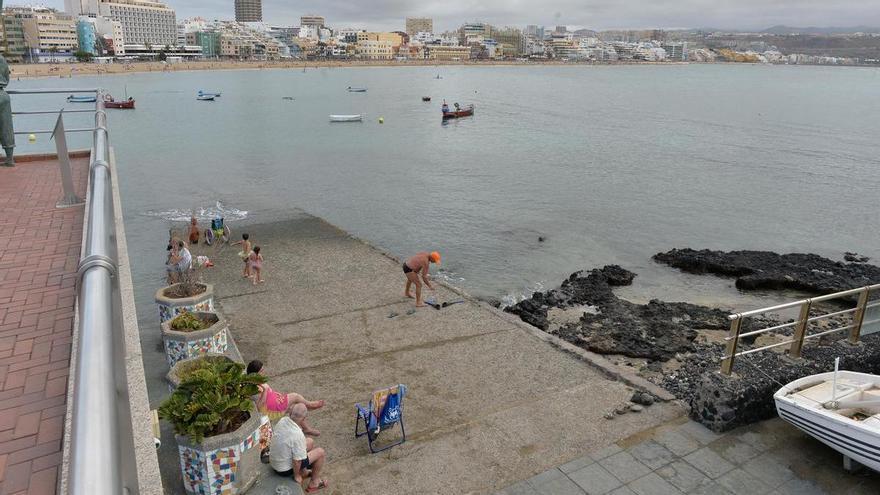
[{"xmin": 158, "ymin": 359, "xmax": 266, "ymax": 443}]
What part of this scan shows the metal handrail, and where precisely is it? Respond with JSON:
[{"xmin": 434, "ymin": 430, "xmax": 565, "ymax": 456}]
[
  {"xmin": 68, "ymin": 92, "xmax": 122, "ymax": 495},
  {"xmin": 721, "ymin": 284, "xmax": 880, "ymax": 375}
]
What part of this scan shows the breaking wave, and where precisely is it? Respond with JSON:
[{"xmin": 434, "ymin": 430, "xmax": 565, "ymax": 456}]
[{"xmin": 143, "ymin": 201, "xmax": 248, "ymax": 222}]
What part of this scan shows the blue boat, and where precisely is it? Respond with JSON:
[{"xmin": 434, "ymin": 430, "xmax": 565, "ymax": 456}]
[
  {"xmin": 198, "ymin": 90, "xmax": 221, "ymax": 98},
  {"xmin": 67, "ymin": 95, "xmax": 97, "ymax": 103}
]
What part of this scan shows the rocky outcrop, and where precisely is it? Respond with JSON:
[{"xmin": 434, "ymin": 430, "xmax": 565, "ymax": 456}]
[
  {"xmin": 677, "ymin": 335, "xmax": 880, "ymax": 432},
  {"xmin": 506, "ymin": 266, "xmax": 738, "ymax": 361},
  {"xmin": 653, "ymin": 249, "xmax": 880, "ymax": 293}
]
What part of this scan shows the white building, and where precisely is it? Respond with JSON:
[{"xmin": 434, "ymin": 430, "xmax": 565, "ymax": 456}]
[{"xmin": 67, "ymin": 0, "xmax": 176, "ymax": 46}]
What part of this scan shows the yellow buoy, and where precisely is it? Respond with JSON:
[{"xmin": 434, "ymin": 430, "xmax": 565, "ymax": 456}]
[
  {"xmin": 378, "ymin": 117, "xmax": 384, "ymax": 124},
  {"xmin": 28, "ymin": 134, "xmax": 36, "ymax": 143}
]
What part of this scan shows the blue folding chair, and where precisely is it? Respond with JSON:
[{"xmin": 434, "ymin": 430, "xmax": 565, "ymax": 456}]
[{"xmin": 355, "ymin": 384, "xmax": 407, "ymax": 453}]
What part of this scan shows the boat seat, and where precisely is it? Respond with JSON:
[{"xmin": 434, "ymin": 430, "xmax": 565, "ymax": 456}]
[{"xmin": 794, "ymin": 380, "xmax": 864, "ymax": 405}]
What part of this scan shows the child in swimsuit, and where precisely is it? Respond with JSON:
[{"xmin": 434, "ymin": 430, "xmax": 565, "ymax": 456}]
[
  {"xmin": 232, "ymin": 233, "xmax": 252, "ymax": 278},
  {"xmin": 249, "ymin": 246, "xmax": 264, "ymax": 285},
  {"xmin": 188, "ymin": 217, "xmax": 200, "ymax": 245}
]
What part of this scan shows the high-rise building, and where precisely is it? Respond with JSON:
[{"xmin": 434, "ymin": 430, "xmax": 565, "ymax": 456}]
[
  {"xmin": 524, "ymin": 25, "xmax": 544, "ymax": 40},
  {"xmin": 300, "ymin": 16, "xmax": 325, "ymax": 28},
  {"xmin": 405, "ymin": 17, "xmax": 432, "ymax": 36},
  {"xmin": 234, "ymin": 0, "xmax": 261, "ymax": 23},
  {"xmin": 67, "ymin": 0, "xmax": 176, "ymax": 46}
]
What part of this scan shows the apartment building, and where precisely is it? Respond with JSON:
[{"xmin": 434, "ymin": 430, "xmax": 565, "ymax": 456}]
[
  {"xmin": 10, "ymin": 7, "xmax": 78, "ymax": 53},
  {"xmin": 95, "ymin": 0, "xmax": 176, "ymax": 46},
  {"xmin": 234, "ymin": 0, "xmax": 261, "ymax": 23}
]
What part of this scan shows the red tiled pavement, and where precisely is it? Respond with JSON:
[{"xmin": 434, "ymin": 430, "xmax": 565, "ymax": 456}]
[{"xmin": 0, "ymin": 156, "xmax": 88, "ymax": 495}]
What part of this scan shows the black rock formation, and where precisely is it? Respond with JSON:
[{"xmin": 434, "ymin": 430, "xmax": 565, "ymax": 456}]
[
  {"xmin": 653, "ymin": 249, "xmax": 880, "ymax": 293},
  {"xmin": 675, "ymin": 335, "xmax": 880, "ymax": 432},
  {"xmin": 506, "ymin": 266, "xmax": 737, "ymax": 361}
]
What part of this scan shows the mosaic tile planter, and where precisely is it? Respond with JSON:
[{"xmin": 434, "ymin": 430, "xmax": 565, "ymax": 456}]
[
  {"xmin": 156, "ymin": 283, "xmax": 214, "ymax": 325},
  {"xmin": 162, "ymin": 312, "xmax": 229, "ymax": 367},
  {"xmin": 176, "ymin": 409, "xmax": 271, "ymax": 495},
  {"xmin": 166, "ymin": 354, "xmax": 236, "ymax": 392}
]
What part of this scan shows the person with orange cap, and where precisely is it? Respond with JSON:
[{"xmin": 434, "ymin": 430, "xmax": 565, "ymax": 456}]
[{"xmin": 402, "ymin": 251, "xmax": 440, "ymax": 307}]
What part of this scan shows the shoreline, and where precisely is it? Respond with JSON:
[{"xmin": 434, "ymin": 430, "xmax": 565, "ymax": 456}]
[{"xmin": 10, "ymin": 59, "xmax": 690, "ymax": 80}]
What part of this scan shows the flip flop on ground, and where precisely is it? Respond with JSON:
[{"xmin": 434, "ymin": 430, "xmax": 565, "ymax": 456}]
[{"xmin": 305, "ymin": 479, "xmax": 328, "ymax": 493}]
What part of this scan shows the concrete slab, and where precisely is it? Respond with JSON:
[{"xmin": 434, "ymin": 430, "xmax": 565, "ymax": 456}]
[{"xmin": 146, "ymin": 214, "xmax": 684, "ymax": 494}]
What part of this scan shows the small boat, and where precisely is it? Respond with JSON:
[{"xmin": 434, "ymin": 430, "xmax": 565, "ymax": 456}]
[
  {"xmin": 347, "ymin": 87, "xmax": 367, "ymax": 93},
  {"xmin": 198, "ymin": 90, "xmax": 221, "ymax": 98},
  {"xmin": 67, "ymin": 95, "xmax": 97, "ymax": 103},
  {"xmin": 441, "ymin": 104, "xmax": 475, "ymax": 120},
  {"xmin": 282, "ymin": 96, "xmax": 294, "ymax": 100},
  {"xmin": 422, "ymin": 96, "xmax": 431, "ymax": 102},
  {"xmin": 329, "ymin": 114, "xmax": 363, "ymax": 122},
  {"xmin": 103, "ymin": 95, "xmax": 135, "ymax": 109},
  {"xmin": 775, "ymin": 364, "xmax": 880, "ymax": 472},
  {"xmin": 197, "ymin": 95, "xmax": 215, "ymax": 101}
]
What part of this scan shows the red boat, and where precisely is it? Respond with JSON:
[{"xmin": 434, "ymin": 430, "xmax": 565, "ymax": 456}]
[
  {"xmin": 441, "ymin": 104, "xmax": 474, "ymax": 119},
  {"xmin": 103, "ymin": 95, "xmax": 135, "ymax": 109}
]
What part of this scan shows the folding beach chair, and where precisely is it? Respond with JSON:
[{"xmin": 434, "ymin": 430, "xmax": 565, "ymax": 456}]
[{"xmin": 354, "ymin": 384, "xmax": 407, "ymax": 453}]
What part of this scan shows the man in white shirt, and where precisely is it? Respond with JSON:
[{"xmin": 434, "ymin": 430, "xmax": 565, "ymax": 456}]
[{"xmin": 269, "ymin": 403, "xmax": 329, "ymax": 492}]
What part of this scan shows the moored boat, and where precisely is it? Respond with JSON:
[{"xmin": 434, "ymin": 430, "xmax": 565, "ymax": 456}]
[
  {"xmin": 198, "ymin": 90, "xmax": 221, "ymax": 98},
  {"xmin": 347, "ymin": 87, "xmax": 367, "ymax": 92},
  {"xmin": 441, "ymin": 104, "xmax": 474, "ymax": 119},
  {"xmin": 103, "ymin": 95, "xmax": 135, "ymax": 109},
  {"xmin": 196, "ymin": 95, "xmax": 215, "ymax": 101},
  {"xmin": 67, "ymin": 95, "xmax": 97, "ymax": 103},
  {"xmin": 329, "ymin": 114, "xmax": 363, "ymax": 122},
  {"xmin": 775, "ymin": 368, "xmax": 880, "ymax": 472}
]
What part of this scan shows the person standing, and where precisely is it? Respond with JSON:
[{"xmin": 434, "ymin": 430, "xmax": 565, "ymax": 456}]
[
  {"xmin": 232, "ymin": 233, "xmax": 252, "ymax": 278},
  {"xmin": 269, "ymin": 403, "xmax": 329, "ymax": 492},
  {"xmin": 0, "ymin": 55, "xmax": 15, "ymax": 167},
  {"xmin": 402, "ymin": 251, "xmax": 440, "ymax": 307}
]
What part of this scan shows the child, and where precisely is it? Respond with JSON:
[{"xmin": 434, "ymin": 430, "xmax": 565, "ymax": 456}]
[
  {"xmin": 249, "ymin": 246, "xmax": 264, "ymax": 285},
  {"xmin": 232, "ymin": 233, "xmax": 252, "ymax": 278},
  {"xmin": 188, "ymin": 217, "xmax": 200, "ymax": 245}
]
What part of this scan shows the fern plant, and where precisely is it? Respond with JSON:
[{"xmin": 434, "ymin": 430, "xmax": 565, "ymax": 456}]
[
  {"xmin": 171, "ymin": 311, "xmax": 217, "ymax": 332},
  {"xmin": 158, "ymin": 359, "xmax": 266, "ymax": 443}
]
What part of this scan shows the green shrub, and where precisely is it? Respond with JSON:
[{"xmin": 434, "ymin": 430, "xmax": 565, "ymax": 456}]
[
  {"xmin": 170, "ymin": 311, "xmax": 212, "ymax": 331},
  {"xmin": 158, "ymin": 360, "xmax": 266, "ymax": 443}
]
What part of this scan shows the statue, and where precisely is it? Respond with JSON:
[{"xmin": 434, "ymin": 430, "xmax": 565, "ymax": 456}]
[{"xmin": 0, "ymin": 54, "xmax": 14, "ymax": 167}]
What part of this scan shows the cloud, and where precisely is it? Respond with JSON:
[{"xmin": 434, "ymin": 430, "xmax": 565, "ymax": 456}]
[{"xmin": 41, "ymin": 0, "xmax": 880, "ymax": 32}]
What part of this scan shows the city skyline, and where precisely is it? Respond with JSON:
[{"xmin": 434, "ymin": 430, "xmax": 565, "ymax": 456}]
[{"xmin": 32, "ymin": 0, "xmax": 880, "ymax": 32}]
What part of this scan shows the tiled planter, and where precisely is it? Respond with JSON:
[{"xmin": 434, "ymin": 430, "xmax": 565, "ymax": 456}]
[
  {"xmin": 156, "ymin": 283, "xmax": 214, "ymax": 325},
  {"xmin": 162, "ymin": 312, "xmax": 229, "ymax": 367},
  {"xmin": 166, "ymin": 354, "xmax": 235, "ymax": 392},
  {"xmin": 176, "ymin": 409, "xmax": 272, "ymax": 495}
]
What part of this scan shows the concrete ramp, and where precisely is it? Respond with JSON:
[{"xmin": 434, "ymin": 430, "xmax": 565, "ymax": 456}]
[{"xmin": 206, "ymin": 214, "xmax": 683, "ymax": 494}]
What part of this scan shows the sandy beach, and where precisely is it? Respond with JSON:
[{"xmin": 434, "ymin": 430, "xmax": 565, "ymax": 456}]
[{"xmin": 9, "ymin": 58, "xmax": 681, "ymax": 80}]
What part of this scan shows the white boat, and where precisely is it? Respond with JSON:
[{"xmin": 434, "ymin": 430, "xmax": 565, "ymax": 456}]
[
  {"xmin": 774, "ymin": 367, "xmax": 880, "ymax": 472},
  {"xmin": 329, "ymin": 114, "xmax": 363, "ymax": 122},
  {"xmin": 347, "ymin": 87, "xmax": 367, "ymax": 92},
  {"xmin": 197, "ymin": 95, "xmax": 215, "ymax": 101}
]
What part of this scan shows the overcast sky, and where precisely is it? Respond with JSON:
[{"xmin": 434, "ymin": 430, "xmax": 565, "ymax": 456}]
[{"xmin": 41, "ymin": 0, "xmax": 880, "ymax": 32}]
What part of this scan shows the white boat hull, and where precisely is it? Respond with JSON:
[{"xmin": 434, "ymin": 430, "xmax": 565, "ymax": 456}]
[
  {"xmin": 329, "ymin": 115, "xmax": 363, "ymax": 122},
  {"xmin": 775, "ymin": 371, "xmax": 880, "ymax": 472}
]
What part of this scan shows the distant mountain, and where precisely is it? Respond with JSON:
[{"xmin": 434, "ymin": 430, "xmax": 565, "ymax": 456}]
[{"xmin": 762, "ymin": 25, "xmax": 880, "ymax": 35}]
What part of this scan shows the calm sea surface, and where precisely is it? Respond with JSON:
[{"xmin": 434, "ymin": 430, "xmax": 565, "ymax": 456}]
[{"xmin": 12, "ymin": 64, "xmax": 880, "ymax": 321}]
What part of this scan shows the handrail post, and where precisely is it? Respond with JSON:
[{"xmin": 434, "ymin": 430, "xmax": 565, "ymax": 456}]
[
  {"xmin": 721, "ymin": 316, "xmax": 743, "ymax": 375},
  {"xmin": 790, "ymin": 299, "xmax": 812, "ymax": 358},
  {"xmin": 849, "ymin": 287, "xmax": 870, "ymax": 344},
  {"xmin": 52, "ymin": 111, "xmax": 84, "ymax": 208}
]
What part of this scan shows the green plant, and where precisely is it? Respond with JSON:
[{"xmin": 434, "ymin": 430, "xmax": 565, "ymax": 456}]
[
  {"xmin": 169, "ymin": 311, "xmax": 214, "ymax": 332},
  {"xmin": 159, "ymin": 360, "xmax": 266, "ymax": 443}
]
